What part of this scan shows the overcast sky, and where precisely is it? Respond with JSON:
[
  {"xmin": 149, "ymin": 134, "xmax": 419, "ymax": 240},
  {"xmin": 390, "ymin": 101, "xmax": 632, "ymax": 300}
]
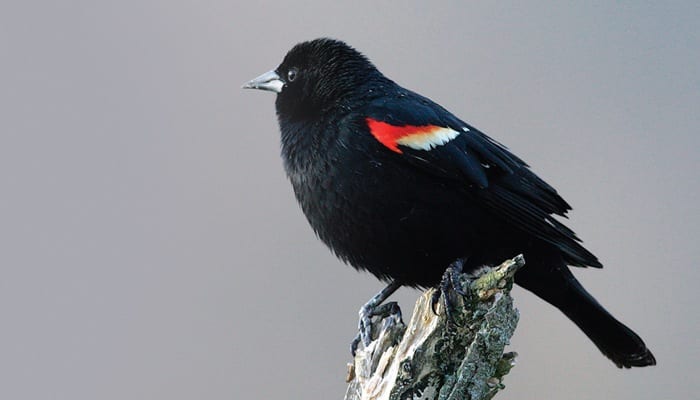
[{"xmin": 1, "ymin": 2, "xmax": 698, "ymax": 399}]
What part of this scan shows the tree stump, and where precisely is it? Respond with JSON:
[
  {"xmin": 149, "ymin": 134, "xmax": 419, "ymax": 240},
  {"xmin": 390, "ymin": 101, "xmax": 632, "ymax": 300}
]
[{"xmin": 344, "ymin": 255, "xmax": 525, "ymax": 400}]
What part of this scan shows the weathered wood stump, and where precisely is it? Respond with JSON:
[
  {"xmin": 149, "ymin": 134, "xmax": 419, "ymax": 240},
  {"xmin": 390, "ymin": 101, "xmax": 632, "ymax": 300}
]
[{"xmin": 344, "ymin": 255, "xmax": 525, "ymax": 400}]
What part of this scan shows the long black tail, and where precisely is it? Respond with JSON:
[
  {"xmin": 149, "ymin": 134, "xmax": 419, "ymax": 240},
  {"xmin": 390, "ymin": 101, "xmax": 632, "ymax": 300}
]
[{"xmin": 515, "ymin": 260, "xmax": 656, "ymax": 368}]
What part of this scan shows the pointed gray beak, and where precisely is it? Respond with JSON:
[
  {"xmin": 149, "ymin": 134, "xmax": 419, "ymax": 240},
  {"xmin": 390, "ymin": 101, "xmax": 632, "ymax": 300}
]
[{"xmin": 242, "ymin": 70, "xmax": 284, "ymax": 93}]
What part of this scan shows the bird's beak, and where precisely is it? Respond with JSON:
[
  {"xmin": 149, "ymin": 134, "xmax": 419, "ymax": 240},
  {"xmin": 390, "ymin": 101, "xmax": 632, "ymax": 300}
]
[{"xmin": 242, "ymin": 70, "xmax": 284, "ymax": 93}]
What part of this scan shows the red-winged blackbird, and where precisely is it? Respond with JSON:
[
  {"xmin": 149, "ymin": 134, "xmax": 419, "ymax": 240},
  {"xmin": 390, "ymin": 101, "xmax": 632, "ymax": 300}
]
[{"xmin": 243, "ymin": 38, "xmax": 655, "ymax": 368}]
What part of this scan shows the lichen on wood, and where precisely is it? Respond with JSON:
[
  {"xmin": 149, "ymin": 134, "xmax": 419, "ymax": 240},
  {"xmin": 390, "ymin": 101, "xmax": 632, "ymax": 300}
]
[{"xmin": 344, "ymin": 255, "xmax": 525, "ymax": 400}]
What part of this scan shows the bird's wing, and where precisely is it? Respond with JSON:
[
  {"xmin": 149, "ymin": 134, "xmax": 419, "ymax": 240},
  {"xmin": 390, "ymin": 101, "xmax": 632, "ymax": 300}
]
[{"xmin": 363, "ymin": 94, "xmax": 601, "ymax": 268}]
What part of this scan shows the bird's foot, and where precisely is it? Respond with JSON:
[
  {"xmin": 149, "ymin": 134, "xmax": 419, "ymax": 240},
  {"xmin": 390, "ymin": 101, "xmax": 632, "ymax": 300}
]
[
  {"xmin": 350, "ymin": 281, "xmax": 402, "ymax": 356},
  {"xmin": 431, "ymin": 259, "xmax": 469, "ymax": 321},
  {"xmin": 350, "ymin": 301, "xmax": 402, "ymax": 355}
]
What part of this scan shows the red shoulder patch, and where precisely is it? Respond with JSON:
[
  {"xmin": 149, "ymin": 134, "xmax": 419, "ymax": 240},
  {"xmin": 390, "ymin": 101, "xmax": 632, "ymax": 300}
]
[{"xmin": 366, "ymin": 118, "xmax": 460, "ymax": 154}]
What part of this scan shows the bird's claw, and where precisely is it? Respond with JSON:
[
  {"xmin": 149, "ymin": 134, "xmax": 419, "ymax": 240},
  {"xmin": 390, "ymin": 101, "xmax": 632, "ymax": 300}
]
[
  {"xmin": 351, "ymin": 301, "xmax": 402, "ymax": 356},
  {"xmin": 431, "ymin": 259, "xmax": 469, "ymax": 321}
]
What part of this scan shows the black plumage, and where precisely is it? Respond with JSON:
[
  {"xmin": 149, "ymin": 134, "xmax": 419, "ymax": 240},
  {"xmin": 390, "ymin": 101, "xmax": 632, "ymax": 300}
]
[{"xmin": 243, "ymin": 38, "xmax": 655, "ymax": 368}]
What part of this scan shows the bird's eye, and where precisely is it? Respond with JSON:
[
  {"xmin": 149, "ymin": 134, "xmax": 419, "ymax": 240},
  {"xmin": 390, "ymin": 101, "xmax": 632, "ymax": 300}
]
[{"xmin": 287, "ymin": 68, "xmax": 298, "ymax": 82}]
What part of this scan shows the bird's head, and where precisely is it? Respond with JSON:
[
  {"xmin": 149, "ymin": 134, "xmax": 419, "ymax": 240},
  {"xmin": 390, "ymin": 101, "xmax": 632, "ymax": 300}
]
[{"xmin": 243, "ymin": 38, "xmax": 382, "ymax": 119}]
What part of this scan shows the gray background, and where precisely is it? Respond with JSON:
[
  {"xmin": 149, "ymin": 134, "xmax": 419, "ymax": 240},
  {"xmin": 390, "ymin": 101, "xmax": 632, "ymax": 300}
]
[{"xmin": 2, "ymin": 1, "xmax": 698, "ymax": 399}]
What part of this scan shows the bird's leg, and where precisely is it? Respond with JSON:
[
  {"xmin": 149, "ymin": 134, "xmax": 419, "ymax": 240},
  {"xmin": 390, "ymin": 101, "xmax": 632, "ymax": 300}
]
[
  {"xmin": 431, "ymin": 259, "xmax": 469, "ymax": 320},
  {"xmin": 350, "ymin": 281, "xmax": 402, "ymax": 355}
]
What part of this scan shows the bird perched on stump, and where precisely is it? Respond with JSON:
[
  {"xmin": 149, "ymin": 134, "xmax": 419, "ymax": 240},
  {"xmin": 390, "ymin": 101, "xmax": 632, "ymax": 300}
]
[{"xmin": 243, "ymin": 38, "xmax": 655, "ymax": 368}]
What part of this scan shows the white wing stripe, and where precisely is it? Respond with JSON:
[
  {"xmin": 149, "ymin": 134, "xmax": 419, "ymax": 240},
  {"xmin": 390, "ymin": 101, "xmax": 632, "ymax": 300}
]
[{"xmin": 396, "ymin": 127, "xmax": 461, "ymax": 151}]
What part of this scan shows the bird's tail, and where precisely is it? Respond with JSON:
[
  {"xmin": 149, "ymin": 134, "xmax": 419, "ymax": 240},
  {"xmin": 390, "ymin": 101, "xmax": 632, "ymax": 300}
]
[{"xmin": 516, "ymin": 261, "xmax": 656, "ymax": 368}]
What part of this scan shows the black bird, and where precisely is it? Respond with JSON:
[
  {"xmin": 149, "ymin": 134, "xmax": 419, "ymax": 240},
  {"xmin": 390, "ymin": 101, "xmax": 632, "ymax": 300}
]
[{"xmin": 243, "ymin": 38, "xmax": 655, "ymax": 368}]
